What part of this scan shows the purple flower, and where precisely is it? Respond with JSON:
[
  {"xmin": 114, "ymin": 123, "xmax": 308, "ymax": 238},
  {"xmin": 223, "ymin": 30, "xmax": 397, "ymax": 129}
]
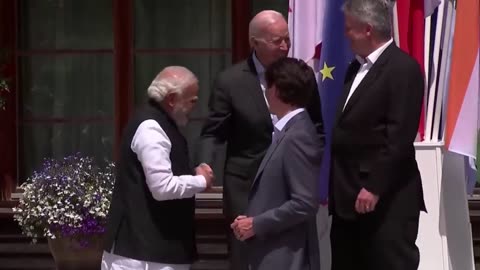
[{"xmin": 13, "ymin": 153, "xmax": 115, "ymax": 247}]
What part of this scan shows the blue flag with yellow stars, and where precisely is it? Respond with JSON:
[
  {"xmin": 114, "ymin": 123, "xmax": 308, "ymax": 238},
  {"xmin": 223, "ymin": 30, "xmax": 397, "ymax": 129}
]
[{"xmin": 317, "ymin": 0, "xmax": 353, "ymax": 203}]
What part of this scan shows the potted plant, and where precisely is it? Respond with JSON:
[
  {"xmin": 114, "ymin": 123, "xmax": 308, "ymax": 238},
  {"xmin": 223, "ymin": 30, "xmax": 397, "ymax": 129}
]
[{"xmin": 12, "ymin": 153, "xmax": 115, "ymax": 270}]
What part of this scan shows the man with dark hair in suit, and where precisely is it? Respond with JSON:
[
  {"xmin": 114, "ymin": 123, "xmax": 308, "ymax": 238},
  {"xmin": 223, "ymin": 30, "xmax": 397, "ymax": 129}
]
[
  {"xmin": 231, "ymin": 57, "xmax": 324, "ymax": 270},
  {"xmin": 198, "ymin": 10, "xmax": 325, "ymax": 270},
  {"xmin": 329, "ymin": 1, "xmax": 426, "ymax": 270}
]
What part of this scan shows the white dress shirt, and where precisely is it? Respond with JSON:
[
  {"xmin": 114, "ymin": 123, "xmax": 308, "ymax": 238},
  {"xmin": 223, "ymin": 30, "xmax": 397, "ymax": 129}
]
[
  {"xmin": 102, "ymin": 119, "xmax": 206, "ymax": 270},
  {"xmin": 275, "ymin": 108, "xmax": 305, "ymax": 132},
  {"xmin": 130, "ymin": 119, "xmax": 206, "ymax": 201},
  {"xmin": 343, "ymin": 39, "xmax": 393, "ymax": 110},
  {"xmin": 252, "ymin": 52, "xmax": 279, "ymax": 125}
]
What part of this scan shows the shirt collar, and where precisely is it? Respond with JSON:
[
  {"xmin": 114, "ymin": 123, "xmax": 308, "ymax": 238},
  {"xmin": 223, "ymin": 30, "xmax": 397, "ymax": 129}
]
[
  {"xmin": 355, "ymin": 38, "xmax": 393, "ymax": 65},
  {"xmin": 252, "ymin": 51, "xmax": 266, "ymax": 75},
  {"xmin": 274, "ymin": 108, "xmax": 305, "ymax": 132}
]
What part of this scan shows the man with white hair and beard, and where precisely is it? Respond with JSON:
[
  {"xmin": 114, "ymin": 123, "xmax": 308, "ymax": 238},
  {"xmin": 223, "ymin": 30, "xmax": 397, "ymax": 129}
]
[{"xmin": 102, "ymin": 66, "xmax": 214, "ymax": 270}]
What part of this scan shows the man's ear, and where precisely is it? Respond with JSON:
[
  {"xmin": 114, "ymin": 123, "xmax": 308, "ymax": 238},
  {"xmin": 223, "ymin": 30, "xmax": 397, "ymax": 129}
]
[
  {"xmin": 365, "ymin": 23, "xmax": 374, "ymax": 38},
  {"xmin": 249, "ymin": 36, "xmax": 258, "ymax": 48},
  {"xmin": 164, "ymin": 92, "xmax": 178, "ymax": 108}
]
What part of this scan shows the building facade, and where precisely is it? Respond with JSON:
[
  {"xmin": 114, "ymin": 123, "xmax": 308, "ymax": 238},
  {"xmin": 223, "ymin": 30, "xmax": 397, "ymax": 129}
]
[{"xmin": 0, "ymin": 0, "xmax": 288, "ymax": 193}]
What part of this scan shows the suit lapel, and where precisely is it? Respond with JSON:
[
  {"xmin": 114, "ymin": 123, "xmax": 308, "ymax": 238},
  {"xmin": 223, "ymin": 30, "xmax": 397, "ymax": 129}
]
[
  {"xmin": 334, "ymin": 61, "xmax": 359, "ymax": 126},
  {"xmin": 252, "ymin": 130, "xmax": 286, "ymax": 183},
  {"xmin": 243, "ymin": 56, "xmax": 273, "ymax": 130},
  {"xmin": 338, "ymin": 44, "xmax": 395, "ymax": 121},
  {"xmin": 251, "ymin": 112, "xmax": 306, "ymax": 189}
]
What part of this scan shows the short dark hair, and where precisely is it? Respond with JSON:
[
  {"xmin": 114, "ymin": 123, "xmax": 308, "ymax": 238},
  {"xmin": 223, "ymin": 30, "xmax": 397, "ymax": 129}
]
[{"xmin": 265, "ymin": 57, "xmax": 313, "ymax": 107}]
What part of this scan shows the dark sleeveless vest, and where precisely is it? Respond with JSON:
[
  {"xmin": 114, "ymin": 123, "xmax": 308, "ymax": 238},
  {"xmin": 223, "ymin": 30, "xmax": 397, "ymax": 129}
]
[{"xmin": 104, "ymin": 100, "xmax": 197, "ymax": 263}]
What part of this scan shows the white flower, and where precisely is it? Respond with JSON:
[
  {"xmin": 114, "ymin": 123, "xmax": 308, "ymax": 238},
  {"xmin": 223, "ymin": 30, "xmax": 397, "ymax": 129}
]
[{"xmin": 13, "ymin": 156, "xmax": 115, "ymax": 242}]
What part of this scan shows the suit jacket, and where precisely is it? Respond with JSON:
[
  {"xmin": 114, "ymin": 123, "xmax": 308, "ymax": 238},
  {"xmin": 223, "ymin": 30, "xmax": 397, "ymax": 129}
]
[
  {"xmin": 199, "ymin": 54, "xmax": 325, "ymax": 220},
  {"xmin": 329, "ymin": 43, "xmax": 426, "ymax": 220},
  {"xmin": 246, "ymin": 111, "xmax": 323, "ymax": 270}
]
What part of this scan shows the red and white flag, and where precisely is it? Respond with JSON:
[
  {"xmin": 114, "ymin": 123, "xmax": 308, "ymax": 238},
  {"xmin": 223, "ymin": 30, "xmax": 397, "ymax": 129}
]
[
  {"xmin": 287, "ymin": 0, "xmax": 326, "ymax": 65},
  {"xmin": 445, "ymin": 0, "xmax": 479, "ymax": 157},
  {"xmin": 395, "ymin": 0, "xmax": 427, "ymax": 141}
]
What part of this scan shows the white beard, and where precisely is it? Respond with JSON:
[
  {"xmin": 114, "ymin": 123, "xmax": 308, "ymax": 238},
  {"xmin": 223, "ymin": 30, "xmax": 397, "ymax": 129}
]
[{"xmin": 171, "ymin": 104, "xmax": 189, "ymax": 126}]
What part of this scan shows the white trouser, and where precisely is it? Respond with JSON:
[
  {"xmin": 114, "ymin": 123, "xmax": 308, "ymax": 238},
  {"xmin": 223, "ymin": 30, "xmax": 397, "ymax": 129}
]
[{"xmin": 101, "ymin": 251, "xmax": 191, "ymax": 270}]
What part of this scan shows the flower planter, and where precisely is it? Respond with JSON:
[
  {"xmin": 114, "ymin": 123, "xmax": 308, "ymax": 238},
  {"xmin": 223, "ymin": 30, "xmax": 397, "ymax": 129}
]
[
  {"xmin": 48, "ymin": 234, "xmax": 105, "ymax": 270},
  {"xmin": 12, "ymin": 154, "xmax": 115, "ymax": 270}
]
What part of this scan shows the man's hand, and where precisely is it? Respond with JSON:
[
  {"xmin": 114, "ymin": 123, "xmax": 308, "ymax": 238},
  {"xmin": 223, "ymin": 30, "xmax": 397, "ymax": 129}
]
[
  {"xmin": 195, "ymin": 163, "xmax": 214, "ymax": 189},
  {"xmin": 230, "ymin": 215, "xmax": 255, "ymax": 241},
  {"xmin": 230, "ymin": 215, "xmax": 246, "ymax": 238},
  {"xmin": 355, "ymin": 188, "xmax": 379, "ymax": 214}
]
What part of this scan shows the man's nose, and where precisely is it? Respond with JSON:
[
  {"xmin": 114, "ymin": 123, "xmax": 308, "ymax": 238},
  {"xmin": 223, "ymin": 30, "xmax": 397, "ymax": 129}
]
[{"xmin": 279, "ymin": 42, "xmax": 289, "ymax": 51}]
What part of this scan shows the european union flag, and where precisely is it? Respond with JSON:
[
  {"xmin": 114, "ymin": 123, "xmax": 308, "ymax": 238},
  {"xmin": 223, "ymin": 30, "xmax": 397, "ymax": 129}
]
[{"xmin": 317, "ymin": 0, "xmax": 353, "ymax": 203}]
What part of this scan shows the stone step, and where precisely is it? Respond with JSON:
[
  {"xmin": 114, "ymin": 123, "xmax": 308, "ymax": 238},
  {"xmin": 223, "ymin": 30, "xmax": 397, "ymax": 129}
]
[
  {"xmin": 0, "ymin": 234, "xmax": 40, "ymax": 243},
  {"xmin": 0, "ymin": 241, "xmax": 228, "ymax": 270},
  {"xmin": 0, "ymin": 243, "xmax": 50, "ymax": 257},
  {"xmin": 193, "ymin": 259, "xmax": 229, "ymax": 270},
  {"xmin": 0, "ymin": 242, "xmax": 227, "ymax": 257},
  {"xmin": 0, "ymin": 234, "xmax": 227, "ymax": 243},
  {"xmin": 0, "ymin": 257, "xmax": 55, "ymax": 270},
  {"xmin": 0, "ymin": 198, "xmax": 230, "ymax": 269},
  {"xmin": 0, "ymin": 257, "xmax": 228, "ymax": 270}
]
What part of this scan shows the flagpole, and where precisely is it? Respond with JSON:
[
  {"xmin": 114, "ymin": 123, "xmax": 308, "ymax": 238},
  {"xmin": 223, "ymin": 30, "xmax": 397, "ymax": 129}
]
[
  {"xmin": 432, "ymin": 0, "xmax": 455, "ymax": 142},
  {"xmin": 440, "ymin": 0, "xmax": 457, "ymax": 142},
  {"xmin": 424, "ymin": 0, "xmax": 447, "ymax": 142},
  {"xmin": 423, "ymin": 15, "xmax": 432, "ymax": 142},
  {"xmin": 424, "ymin": 15, "xmax": 431, "ymax": 98}
]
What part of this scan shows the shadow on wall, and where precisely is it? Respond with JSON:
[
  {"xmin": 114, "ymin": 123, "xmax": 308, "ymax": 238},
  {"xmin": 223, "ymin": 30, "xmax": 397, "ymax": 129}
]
[{"xmin": 440, "ymin": 151, "xmax": 475, "ymax": 270}]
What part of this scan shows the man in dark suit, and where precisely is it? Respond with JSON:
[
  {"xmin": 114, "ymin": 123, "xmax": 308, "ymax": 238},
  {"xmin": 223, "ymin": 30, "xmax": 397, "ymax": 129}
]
[
  {"xmin": 329, "ymin": 1, "xmax": 426, "ymax": 270},
  {"xmin": 231, "ymin": 57, "xmax": 324, "ymax": 270},
  {"xmin": 198, "ymin": 10, "xmax": 324, "ymax": 270}
]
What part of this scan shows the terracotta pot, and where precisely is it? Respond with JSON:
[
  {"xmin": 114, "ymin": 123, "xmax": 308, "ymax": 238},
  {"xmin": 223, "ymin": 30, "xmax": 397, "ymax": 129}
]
[{"xmin": 48, "ymin": 234, "xmax": 104, "ymax": 270}]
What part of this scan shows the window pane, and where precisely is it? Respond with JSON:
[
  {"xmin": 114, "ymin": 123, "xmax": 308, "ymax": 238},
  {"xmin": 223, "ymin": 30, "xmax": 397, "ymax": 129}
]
[
  {"xmin": 135, "ymin": 0, "xmax": 231, "ymax": 49},
  {"xmin": 134, "ymin": 54, "xmax": 231, "ymax": 118},
  {"xmin": 20, "ymin": 0, "xmax": 113, "ymax": 49},
  {"xmin": 251, "ymin": 0, "xmax": 289, "ymax": 18},
  {"xmin": 20, "ymin": 123, "xmax": 113, "ymax": 181},
  {"xmin": 20, "ymin": 55, "xmax": 114, "ymax": 118}
]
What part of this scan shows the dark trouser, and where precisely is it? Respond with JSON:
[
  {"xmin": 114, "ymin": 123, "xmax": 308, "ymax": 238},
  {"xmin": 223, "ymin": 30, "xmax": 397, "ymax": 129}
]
[
  {"xmin": 226, "ymin": 229, "xmax": 249, "ymax": 270},
  {"xmin": 223, "ymin": 174, "xmax": 251, "ymax": 270},
  {"xmin": 330, "ymin": 213, "xmax": 420, "ymax": 270}
]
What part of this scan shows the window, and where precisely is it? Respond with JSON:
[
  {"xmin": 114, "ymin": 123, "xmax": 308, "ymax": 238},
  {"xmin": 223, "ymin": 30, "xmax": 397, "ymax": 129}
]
[
  {"xmin": 18, "ymin": 0, "xmax": 114, "ymax": 180},
  {"xmin": 251, "ymin": 0, "xmax": 289, "ymax": 17},
  {"xmin": 133, "ymin": 1, "xmax": 232, "ymax": 186},
  {"xmin": 0, "ymin": 0, "xmax": 290, "ymax": 190}
]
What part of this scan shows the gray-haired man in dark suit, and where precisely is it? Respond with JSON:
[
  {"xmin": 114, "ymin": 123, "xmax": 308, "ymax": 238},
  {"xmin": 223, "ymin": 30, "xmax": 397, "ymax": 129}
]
[{"xmin": 231, "ymin": 57, "xmax": 325, "ymax": 270}]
